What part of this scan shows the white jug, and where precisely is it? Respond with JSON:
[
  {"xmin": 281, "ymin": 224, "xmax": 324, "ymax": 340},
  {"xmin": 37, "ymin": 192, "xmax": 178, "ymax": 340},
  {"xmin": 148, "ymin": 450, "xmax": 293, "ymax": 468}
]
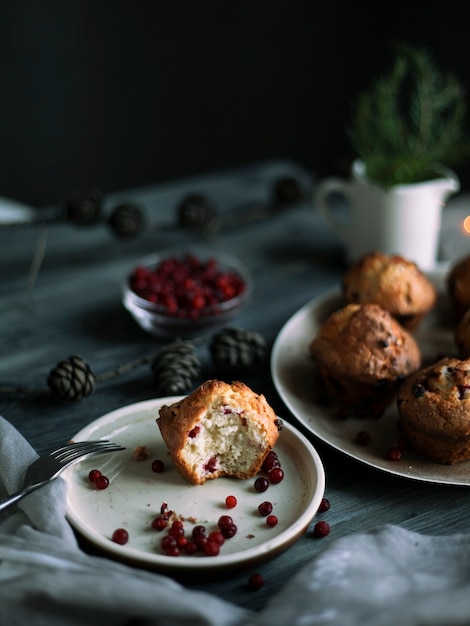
[{"xmin": 315, "ymin": 160, "xmax": 460, "ymax": 270}]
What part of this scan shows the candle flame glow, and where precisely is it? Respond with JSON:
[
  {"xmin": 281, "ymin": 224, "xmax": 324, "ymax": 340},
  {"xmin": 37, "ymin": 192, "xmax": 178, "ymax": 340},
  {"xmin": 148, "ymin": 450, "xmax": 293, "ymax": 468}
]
[{"xmin": 463, "ymin": 216, "xmax": 470, "ymax": 235}]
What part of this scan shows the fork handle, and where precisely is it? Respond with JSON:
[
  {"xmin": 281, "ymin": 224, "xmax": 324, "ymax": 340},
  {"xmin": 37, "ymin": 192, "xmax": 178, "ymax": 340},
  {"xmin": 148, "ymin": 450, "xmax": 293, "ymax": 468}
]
[{"xmin": 0, "ymin": 482, "xmax": 47, "ymax": 513}]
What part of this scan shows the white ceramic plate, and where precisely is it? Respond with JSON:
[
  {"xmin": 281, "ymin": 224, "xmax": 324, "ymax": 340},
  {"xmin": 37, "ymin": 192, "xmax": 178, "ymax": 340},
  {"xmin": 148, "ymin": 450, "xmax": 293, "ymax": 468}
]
[
  {"xmin": 271, "ymin": 268, "xmax": 470, "ymax": 486},
  {"xmin": 65, "ymin": 397, "xmax": 325, "ymax": 574}
]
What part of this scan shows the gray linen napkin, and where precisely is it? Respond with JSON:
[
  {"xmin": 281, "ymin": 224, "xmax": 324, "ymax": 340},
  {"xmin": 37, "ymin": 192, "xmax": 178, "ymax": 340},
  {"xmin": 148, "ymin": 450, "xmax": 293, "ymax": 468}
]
[{"xmin": 3, "ymin": 414, "xmax": 470, "ymax": 626}]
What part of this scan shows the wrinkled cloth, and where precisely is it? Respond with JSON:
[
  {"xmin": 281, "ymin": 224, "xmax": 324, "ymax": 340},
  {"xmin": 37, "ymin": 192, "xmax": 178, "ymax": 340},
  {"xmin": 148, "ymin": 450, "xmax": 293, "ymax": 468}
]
[{"xmin": 2, "ymin": 415, "xmax": 470, "ymax": 626}]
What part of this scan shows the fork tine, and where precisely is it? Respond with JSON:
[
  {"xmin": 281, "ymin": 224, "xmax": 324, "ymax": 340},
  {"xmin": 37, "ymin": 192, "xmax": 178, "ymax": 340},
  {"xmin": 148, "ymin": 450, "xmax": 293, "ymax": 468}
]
[
  {"xmin": 51, "ymin": 441, "xmax": 126, "ymax": 466},
  {"xmin": 50, "ymin": 440, "xmax": 116, "ymax": 457}
]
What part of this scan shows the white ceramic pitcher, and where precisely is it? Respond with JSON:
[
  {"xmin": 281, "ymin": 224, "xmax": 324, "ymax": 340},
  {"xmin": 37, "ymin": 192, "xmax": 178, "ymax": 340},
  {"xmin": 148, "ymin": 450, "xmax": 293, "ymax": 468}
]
[{"xmin": 314, "ymin": 160, "xmax": 460, "ymax": 270}]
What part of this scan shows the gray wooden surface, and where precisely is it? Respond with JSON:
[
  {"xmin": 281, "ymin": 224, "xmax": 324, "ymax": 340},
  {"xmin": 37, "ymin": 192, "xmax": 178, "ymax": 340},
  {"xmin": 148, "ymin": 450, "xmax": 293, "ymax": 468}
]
[{"xmin": 1, "ymin": 160, "xmax": 470, "ymax": 613}]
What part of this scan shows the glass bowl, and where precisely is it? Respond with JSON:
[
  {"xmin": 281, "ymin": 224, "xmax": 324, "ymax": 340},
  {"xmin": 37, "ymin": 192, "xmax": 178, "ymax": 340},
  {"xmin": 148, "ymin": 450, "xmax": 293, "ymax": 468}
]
[{"xmin": 122, "ymin": 251, "xmax": 253, "ymax": 337}]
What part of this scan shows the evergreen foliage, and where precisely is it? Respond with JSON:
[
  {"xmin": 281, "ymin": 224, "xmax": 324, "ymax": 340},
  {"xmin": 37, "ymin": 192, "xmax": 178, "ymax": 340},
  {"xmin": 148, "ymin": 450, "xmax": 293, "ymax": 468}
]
[{"xmin": 349, "ymin": 44, "xmax": 470, "ymax": 188}]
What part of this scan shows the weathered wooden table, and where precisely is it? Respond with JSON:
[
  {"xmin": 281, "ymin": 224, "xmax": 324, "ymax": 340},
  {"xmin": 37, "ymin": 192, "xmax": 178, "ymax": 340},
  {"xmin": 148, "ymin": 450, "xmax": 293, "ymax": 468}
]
[{"xmin": 2, "ymin": 160, "xmax": 470, "ymax": 613}]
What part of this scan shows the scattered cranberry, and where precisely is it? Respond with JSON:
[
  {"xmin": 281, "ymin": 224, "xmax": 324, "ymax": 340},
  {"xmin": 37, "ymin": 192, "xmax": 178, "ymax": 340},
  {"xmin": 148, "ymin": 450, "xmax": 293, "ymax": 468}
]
[
  {"xmin": 94, "ymin": 474, "xmax": 110, "ymax": 490},
  {"xmin": 387, "ymin": 446, "xmax": 402, "ymax": 461},
  {"xmin": 192, "ymin": 524, "xmax": 207, "ymax": 540},
  {"xmin": 168, "ymin": 520, "xmax": 185, "ymax": 538},
  {"xmin": 268, "ymin": 467, "xmax": 284, "ymax": 484},
  {"xmin": 185, "ymin": 541, "xmax": 198, "ymax": 555},
  {"xmin": 203, "ymin": 541, "xmax": 220, "ymax": 557},
  {"xmin": 88, "ymin": 469, "xmax": 102, "ymax": 482},
  {"xmin": 129, "ymin": 253, "xmax": 246, "ymax": 319},
  {"xmin": 225, "ymin": 495, "xmax": 237, "ymax": 509},
  {"xmin": 112, "ymin": 528, "xmax": 129, "ymax": 545},
  {"xmin": 151, "ymin": 459, "xmax": 165, "ymax": 473},
  {"xmin": 313, "ymin": 521, "xmax": 330, "ymax": 538},
  {"xmin": 248, "ymin": 573, "xmax": 265, "ymax": 590},
  {"xmin": 262, "ymin": 451, "xmax": 280, "ymax": 472},
  {"xmin": 355, "ymin": 430, "xmax": 370, "ymax": 445},
  {"xmin": 266, "ymin": 515, "xmax": 278, "ymax": 528},
  {"xmin": 258, "ymin": 501, "xmax": 273, "ymax": 517},
  {"xmin": 317, "ymin": 498, "xmax": 330, "ymax": 513},
  {"xmin": 254, "ymin": 476, "xmax": 269, "ymax": 493},
  {"xmin": 151, "ymin": 516, "xmax": 168, "ymax": 531},
  {"xmin": 208, "ymin": 531, "xmax": 225, "ymax": 546}
]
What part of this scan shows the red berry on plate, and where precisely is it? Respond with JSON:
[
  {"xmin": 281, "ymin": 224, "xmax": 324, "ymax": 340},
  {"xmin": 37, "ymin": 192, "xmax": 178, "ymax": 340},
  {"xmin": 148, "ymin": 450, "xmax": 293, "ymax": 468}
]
[
  {"xmin": 225, "ymin": 494, "xmax": 237, "ymax": 508},
  {"xmin": 112, "ymin": 528, "xmax": 129, "ymax": 545},
  {"xmin": 88, "ymin": 469, "xmax": 101, "ymax": 483},
  {"xmin": 387, "ymin": 446, "xmax": 402, "ymax": 461},
  {"xmin": 258, "ymin": 501, "xmax": 273, "ymax": 517},
  {"xmin": 151, "ymin": 459, "xmax": 165, "ymax": 473},
  {"xmin": 94, "ymin": 474, "xmax": 109, "ymax": 490},
  {"xmin": 266, "ymin": 515, "xmax": 278, "ymax": 528}
]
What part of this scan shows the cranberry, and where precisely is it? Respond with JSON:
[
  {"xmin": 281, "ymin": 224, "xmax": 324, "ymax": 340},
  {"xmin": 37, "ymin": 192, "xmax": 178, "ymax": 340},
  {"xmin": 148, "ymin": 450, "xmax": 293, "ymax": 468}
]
[
  {"xmin": 313, "ymin": 521, "xmax": 330, "ymax": 538},
  {"xmin": 217, "ymin": 515, "xmax": 233, "ymax": 529},
  {"xmin": 129, "ymin": 253, "xmax": 246, "ymax": 320},
  {"xmin": 204, "ymin": 540, "xmax": 220, "ymax": 557},
  {"xmin": 355, "ymin": 430, "xmax": 370, "ymax": 445},
  {"xmin": 88, "ymin": 469, "xmax": 102, "ymax": 482},
  {"xmin": 262, "ymin": 451, "xmax": 280, "ymax": 472},
  {"xmin": 151, "ymin": 459, "xmax": 165, "ymax": 473},
  {"xmin": 185, "ymin": 541, "xmax": 198, "ymax": 555},
  {"xmin": 225, "ymin": 495, "xmax": 237, "ymax": 509},
  {"xmin": 258, "ymin": 501, "xmax": 273, "ymax": 517},
  {"xmin": 151, "ymin": 516, "xmax": 168, "ymax": 531},
  {"xmin": 192, "ymin": 524, "xmax": 207, "ymax": 539},
  {"xmin": 387, "ymin": 446, "xmax": 402, "ymax": 461},
  {"xmin": 254, "ymin": 476, "xmax": 269, "ymax": 493},
  {"xmin": 208, "ymin": 531, "xmax": 225, "ymax": 546},
  {"xmin": 220, "ymin": 523, "xmax": 237, "ymax": 539},
  {"xmin": 317, "ymin": 498, "xmax": 330, "ymax": 513},
  {"xmin": 112, "ymin": 528, "xmax": 129, "ymax": 545},
  {"xmin": 266, "ymin": 515, "xmax": 278, "ymax": 528},
  {"xmin": 94, "ymin": 474, "xmax": 109, "ymax": 490},
  {"xmin": 268, "ymin": 467, "xmax": 284, "ymax": 484},
  {"xmin": 248, "ymin": 573, "xmax": 264, "ymax": 590},
  {"xmin": 168, "ymin": 520, "xmax": 185, "ymax": 537}
]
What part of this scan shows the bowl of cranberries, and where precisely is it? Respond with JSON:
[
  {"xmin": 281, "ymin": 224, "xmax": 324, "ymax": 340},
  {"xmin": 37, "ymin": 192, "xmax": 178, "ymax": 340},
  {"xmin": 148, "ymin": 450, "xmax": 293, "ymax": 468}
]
[{"xmin": 123, "ymin": 251, "xmax": 253, "ymax": 337}]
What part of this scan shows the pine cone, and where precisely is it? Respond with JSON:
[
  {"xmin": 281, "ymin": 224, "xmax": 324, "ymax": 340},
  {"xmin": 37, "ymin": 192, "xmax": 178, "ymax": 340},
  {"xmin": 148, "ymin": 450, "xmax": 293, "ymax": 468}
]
[
  {"xmin": 209, "ymin": 328, "xmax": 266, "ymax": 369},
  {"xmin": 177, "ymin": 193, "xmax": 218, "ymax": 232},
  {"xmin": 151, "ymin": 341, "xmax": 201, "ymax": 396},
  {"xmin": 108, "ymin": 203, "xmax": 146, "ymax": 238},
  {"xmin": 65, "ymin": 188, "xmax": 103, "ymax": 226},
  {"xmin": 272, "ymin": 176, "xmax": 302, "ymax": 207},
  {"xmin": 47, "ymin": 355, "xmax": 96, "ymax": 401}
]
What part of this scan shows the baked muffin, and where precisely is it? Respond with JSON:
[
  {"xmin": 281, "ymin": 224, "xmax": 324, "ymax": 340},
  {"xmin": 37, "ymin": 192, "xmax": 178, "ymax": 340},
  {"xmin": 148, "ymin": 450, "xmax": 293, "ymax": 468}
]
[
  {"xmin": 157, "ymin": 379, "xmax": 281, "ymax": 485},
  {"xmin": 309, "ymin": 303, "xmax": 421, "ymax": 408},
  {"xmin": 447, "ymin": 254, "xmax": 470, "ymax": 322},
  {"xmin": 342, "ymin": 251, "xmax": 436, "ymax": 330},
  {"xmin": 397, "ymin": 357, "xmax": 470, "ymax": 464}
]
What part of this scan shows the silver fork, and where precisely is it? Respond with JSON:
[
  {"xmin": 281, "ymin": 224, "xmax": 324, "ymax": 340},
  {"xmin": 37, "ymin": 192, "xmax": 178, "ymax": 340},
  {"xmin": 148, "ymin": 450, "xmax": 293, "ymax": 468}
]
[{"xmin": 0, "ymin": 439, "xmax": 126, "ymax": 513}]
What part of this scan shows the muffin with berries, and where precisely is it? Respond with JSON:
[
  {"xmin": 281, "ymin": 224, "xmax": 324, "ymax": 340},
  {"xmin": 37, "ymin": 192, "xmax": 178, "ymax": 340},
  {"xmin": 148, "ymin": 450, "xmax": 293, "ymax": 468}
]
[
  {"xmin": 397, "ymin": 357, "xmax": 470, "ymax": 464},
  {"xmin": 309, "ymin": 303, "xmax": 421, "ymax": 409},
  {"xmin": 342, "ymin": 251, "xmax": 436, "ymax": 330}
]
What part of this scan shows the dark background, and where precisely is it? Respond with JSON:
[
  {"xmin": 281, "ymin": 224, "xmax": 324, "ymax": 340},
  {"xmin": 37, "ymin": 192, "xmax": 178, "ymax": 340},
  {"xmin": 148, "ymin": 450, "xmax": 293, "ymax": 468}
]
[{"xmin": 1, "ymin": 1, "xmax": 469, "ymax": 208}]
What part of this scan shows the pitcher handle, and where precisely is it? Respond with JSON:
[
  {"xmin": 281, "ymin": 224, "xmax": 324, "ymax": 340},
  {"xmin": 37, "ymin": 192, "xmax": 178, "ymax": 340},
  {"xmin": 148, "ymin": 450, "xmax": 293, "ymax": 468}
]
[{"xmin": 314, "ymin": 177, "xmax": 352, "ymax": 239}]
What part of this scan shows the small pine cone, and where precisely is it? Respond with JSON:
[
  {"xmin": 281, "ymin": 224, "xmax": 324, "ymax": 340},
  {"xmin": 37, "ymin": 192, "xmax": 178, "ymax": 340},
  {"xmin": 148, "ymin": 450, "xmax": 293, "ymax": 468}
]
[
  {"xmin": 65, "ymin": 187, "xmax": 103, "ymax": 226},
  {"xmin": 272, "ymin": 176, "xmax": 302, "ymax": 207},
  {"xmin": 209, "ymin": 328, "xmax": 266, "ymax": 369},
  {"xmin": 151, "ymin": 341, "xmax": 201, "ymax": 396},
  {"xmin": 177, "ymin": 193, "xmax": 218, "ymax": 232},
  {"xmin": 108, "ymin": 203, "xmax": 146, "ymax": 238},
  {"xmin": 47, "ymin": 355, "xmax": 96, "ymax": 401}
]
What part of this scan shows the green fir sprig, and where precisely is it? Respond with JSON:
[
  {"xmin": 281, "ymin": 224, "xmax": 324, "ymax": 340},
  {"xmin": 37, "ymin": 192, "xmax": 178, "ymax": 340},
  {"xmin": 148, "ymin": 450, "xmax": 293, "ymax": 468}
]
[{"xmin": 348, "ymin": 43, "xmax": 470, "ymax": 188}]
